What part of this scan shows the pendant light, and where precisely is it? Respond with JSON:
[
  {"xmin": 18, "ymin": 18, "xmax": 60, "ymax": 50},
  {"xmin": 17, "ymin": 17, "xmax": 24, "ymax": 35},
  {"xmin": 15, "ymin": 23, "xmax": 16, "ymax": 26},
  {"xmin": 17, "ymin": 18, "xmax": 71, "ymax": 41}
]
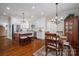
[
  {"xmin": 51, "ymin": 3, "xmax": 63, "ymax": 25},
  {"xmin": 22, "ymin": 12, "xmax": 25, "ymax": 23}
]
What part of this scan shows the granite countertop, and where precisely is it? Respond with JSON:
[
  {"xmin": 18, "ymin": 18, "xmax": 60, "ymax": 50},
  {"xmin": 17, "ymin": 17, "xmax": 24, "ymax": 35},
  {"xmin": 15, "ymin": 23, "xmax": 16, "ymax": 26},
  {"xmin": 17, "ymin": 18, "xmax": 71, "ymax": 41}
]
[{"xmin": 15, "ymin": 31, "xmax": 33, "ymax": 34}]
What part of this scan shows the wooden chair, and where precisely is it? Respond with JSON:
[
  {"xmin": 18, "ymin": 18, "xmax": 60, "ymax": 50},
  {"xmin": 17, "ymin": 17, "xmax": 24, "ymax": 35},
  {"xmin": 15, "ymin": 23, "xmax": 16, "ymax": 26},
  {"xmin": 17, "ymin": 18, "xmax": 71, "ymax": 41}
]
[
  {"xmin": 19, "ymin": 35, "xmax": 28, "ymax": 46},
  {"xmin": 45, "ymin": 33, "xmax": 63, "ymax": 56},
  {"xmin": 19, "ymin": 33, "xmax": 33, "ymax": 46},
  {"xmin": 27, "ymin": 33, "xmax": 33, "ymax": 42}
]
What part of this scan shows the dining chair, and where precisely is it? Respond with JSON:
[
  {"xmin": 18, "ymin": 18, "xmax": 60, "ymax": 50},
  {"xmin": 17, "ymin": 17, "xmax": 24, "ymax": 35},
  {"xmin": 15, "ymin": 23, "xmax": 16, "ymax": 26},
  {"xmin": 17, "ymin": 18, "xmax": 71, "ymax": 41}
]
[{"xmin": 45, "ymin": 33, "xmax": 63, "ymax": 56}]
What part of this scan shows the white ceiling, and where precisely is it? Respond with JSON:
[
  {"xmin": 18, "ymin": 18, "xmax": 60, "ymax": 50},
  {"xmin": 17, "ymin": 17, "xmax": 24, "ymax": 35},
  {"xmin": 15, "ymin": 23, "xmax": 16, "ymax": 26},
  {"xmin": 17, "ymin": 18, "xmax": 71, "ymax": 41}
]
[{"xmin": 0, "ymin": 3, "xmax": 79, "ymax": 19}]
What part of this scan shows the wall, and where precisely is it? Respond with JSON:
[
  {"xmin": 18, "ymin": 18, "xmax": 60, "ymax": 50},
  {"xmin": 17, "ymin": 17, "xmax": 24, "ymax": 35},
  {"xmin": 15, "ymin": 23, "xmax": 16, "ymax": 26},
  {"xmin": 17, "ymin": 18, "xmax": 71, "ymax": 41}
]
[
  {"xmin": 46, "ymin": 21, "xmax": 57, "ymax": 33},
  {"xmin": 30, "ymin": 17, "xmax": 45, "ymax": 39},
  {"xmin": 0, "ymin": 16, "xmax": 10, "ymax": 38}
]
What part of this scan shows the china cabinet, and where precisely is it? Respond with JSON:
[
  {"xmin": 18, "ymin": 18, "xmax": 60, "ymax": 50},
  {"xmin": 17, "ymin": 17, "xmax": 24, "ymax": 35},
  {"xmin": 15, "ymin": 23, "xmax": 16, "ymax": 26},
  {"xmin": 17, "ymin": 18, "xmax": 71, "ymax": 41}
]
[{"xmin": 64, "ymin": 16, "xmax": 79, "ymax": 48}]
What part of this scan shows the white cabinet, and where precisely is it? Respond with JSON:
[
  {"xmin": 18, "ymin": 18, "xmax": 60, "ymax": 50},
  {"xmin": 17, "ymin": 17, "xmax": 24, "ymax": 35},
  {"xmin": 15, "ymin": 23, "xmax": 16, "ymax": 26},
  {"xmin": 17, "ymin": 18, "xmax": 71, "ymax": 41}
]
[{"xmin": 37, "ymin": 30, "xmax": 45, "ymax": 40}]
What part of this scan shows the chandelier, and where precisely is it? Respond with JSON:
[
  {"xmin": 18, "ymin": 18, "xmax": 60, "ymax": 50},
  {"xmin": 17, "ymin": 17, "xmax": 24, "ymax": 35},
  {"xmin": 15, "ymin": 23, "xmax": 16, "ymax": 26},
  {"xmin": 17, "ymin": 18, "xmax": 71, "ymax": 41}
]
[
  {"xmin": 21, "ymin": 12, "xmax": 26, "ymax": 30},
  {"xmin": 51, "ymin": 3, "xmax": 63, "ymax": 24},
  {"xmin": 22, "ymin": 12, "xmax": 25, "ymax": 23}
]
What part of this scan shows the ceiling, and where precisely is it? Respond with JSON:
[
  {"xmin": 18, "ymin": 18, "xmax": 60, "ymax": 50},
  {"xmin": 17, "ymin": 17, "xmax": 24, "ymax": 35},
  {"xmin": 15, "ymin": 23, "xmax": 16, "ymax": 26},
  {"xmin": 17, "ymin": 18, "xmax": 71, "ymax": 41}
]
[{"xmin": 0, "ymin": 3, "xmax": 79, "ymax": 19}]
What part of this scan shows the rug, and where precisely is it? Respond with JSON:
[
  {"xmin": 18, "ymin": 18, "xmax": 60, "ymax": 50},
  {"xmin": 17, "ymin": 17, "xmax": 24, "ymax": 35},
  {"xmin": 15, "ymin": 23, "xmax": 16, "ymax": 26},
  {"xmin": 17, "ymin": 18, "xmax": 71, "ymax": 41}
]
[{"xmin": 33, "ymin": 45, "xmax": 75, "ymax": 56}]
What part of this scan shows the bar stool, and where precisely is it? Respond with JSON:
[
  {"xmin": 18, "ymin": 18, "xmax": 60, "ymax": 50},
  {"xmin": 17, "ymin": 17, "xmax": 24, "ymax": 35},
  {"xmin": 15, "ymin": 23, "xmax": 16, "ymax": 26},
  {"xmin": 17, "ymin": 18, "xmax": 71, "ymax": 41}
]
[
  {"xmin": 20, "ymin": 36, "xmax": 27, "ymax": 46},
  {"xmin": 27, "ymin": 35, "xmax": 33, "ymax": 42}
]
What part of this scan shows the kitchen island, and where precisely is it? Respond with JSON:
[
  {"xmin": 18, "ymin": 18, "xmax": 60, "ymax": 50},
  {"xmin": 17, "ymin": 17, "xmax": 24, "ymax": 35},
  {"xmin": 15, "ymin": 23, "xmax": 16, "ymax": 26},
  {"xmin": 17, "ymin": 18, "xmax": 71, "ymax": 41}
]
[{"xmin": 13, "ymin": 32, "xmax": 33, "ymax": 45}]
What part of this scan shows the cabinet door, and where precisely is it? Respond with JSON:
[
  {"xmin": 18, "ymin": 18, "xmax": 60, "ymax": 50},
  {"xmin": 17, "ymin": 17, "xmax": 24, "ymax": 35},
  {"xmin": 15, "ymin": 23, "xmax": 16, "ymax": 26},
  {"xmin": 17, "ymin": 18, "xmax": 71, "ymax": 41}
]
[
  {"xmin": 66, "ymin": 22, "xmax": 68, "ymax": 32},
  {"xmin": 73, "ymin": 17, "xmax": 78, "ymax": 48},
  {"xmin": 68, "ymin": 33, "xmax": 73, "ymax": 46},
  {"xmin": 69, "ymin": 20, "xmax": 73, "ymax": 33}
]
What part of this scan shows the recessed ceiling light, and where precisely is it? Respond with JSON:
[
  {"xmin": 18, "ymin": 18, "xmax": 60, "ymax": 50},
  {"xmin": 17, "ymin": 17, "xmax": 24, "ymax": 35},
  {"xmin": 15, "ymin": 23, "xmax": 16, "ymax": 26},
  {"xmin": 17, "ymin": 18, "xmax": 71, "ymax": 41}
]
[
  {"xmin": 6, "ymin": 7, "xmax": 10, "ymax": 10},
  {"xmin": 41, "ymin": 12, "xmax": 44, "ymax": 15},
  {"xmin": 3, "ymin": 12, "xmax": 6, "ymax": 15},
  {"xmin": 20, "ymin": 9, "xmax": 24, "ymax": 11},
  {"xmin": 32, "ymin": 6, "xmax": 35, "ymax": 9},
  {"xmin": 31, "ymin": 16, "xmax": 34, "ymax": 18}
]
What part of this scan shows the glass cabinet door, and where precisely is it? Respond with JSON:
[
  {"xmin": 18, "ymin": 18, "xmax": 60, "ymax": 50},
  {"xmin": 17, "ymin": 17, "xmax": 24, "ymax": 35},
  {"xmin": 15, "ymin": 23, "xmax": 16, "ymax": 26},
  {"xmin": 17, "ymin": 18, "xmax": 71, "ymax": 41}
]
[
  {"xmin": 69, "ymin": 20, "xmax": 72, "ymax": 32},
  {"xmin": 66, "ymin": 22, "xmax": 68, "ymax": 32}
]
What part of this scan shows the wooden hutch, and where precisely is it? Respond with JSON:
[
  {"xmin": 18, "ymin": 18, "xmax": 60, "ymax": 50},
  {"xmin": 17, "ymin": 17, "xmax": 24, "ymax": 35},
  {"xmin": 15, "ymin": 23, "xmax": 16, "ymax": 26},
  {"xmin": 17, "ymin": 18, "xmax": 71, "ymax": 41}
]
[{"xmin": 64, "ymin": 15, "xmax": 79, "ymax": 49}]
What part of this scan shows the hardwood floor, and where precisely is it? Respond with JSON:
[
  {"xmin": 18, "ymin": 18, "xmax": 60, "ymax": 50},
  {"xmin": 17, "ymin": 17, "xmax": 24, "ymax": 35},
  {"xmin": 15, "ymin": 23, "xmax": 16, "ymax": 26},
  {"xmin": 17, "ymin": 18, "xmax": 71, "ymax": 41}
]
[
  {"xmin": 0, "ymin": 38, "xmax": 79, "ymax": 56},
  {"xmin": 0, "ymin": 39, "xmax": 44, "ymax": 56}
]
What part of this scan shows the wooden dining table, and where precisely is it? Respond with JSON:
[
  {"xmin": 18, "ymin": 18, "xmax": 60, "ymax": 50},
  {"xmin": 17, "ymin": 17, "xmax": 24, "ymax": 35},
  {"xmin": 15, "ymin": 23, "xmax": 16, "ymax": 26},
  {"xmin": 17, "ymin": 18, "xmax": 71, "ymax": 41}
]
[
  {"xmin": 45, "ymin": 32, "xmax": 69, "ymax": 47},
  {"xmin": 45, "ymin": 32, "xmax": 72, "ymax": 55}
]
